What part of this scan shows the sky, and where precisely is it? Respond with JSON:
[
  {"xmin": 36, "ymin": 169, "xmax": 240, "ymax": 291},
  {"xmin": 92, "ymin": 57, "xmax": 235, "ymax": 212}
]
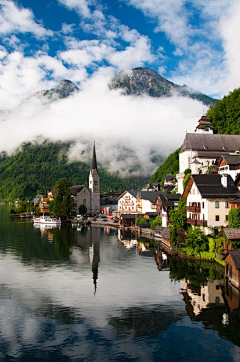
[{"xmin": 0, "ymin": 0, "xmax": 240, "ymax": 176}]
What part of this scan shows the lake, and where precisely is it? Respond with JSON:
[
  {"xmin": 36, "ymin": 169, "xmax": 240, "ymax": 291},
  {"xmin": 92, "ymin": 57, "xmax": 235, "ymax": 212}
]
[{"xmin": 0, "ymin": 205, "xmax": 240, "ymax": 361}]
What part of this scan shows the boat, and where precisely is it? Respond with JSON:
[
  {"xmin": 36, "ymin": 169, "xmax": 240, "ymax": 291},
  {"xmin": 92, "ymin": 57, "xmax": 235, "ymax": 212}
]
[{"xmin": 33, "ymin": 215, "xmax": 61, "ymax": 225}]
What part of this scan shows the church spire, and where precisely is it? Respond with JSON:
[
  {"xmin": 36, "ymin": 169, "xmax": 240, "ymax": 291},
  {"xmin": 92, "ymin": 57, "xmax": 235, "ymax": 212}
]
[{"xmin": 91, "ymin": 142, "xmax": 98, "ymax": 171}]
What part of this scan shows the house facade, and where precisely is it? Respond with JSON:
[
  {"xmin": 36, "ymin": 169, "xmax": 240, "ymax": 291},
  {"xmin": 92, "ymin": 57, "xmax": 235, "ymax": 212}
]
[
  {"xmin": 218, "ymin": 154, "xmax": 240, "ymax": 181},
  {"xmin": 155, "ymin": 193, "xmax": 181, "ymax": 227},
  {"xmin": 117, "ymin": 191, "xmax": 138, "ymax": 214},
  {"xmin": 136, "ymin": 191, "xmax": 159, "ymax": 214},
  {"xmin": 225, "ymin": 251, "xmax": 240, "ymax": 289},
  {"xmin": 182, "ymin": 174, "xmax": 240, "ymax": 231}
]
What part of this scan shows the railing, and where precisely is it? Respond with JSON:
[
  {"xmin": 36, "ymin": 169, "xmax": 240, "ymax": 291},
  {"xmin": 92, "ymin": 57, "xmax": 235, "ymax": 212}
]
[
  {"xmin": 187, "ymin": 218, "xmax": 207, "ymax": 227},
  {"xmin": 187, "ymin": 206, "xmax": 201, "ymax": 212}
]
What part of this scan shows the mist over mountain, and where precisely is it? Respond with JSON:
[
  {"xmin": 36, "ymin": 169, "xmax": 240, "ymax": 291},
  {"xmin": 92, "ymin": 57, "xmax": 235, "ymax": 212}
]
[{"xmin": 0, "ymin": 67, "xmax": 214, "ymax": 199}]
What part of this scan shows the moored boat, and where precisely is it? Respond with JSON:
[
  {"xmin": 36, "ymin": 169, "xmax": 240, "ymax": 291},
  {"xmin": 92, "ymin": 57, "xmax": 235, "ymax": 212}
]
[{"xmin": 33, "ymin": 215, "xmax": 61, "ymax": 225}]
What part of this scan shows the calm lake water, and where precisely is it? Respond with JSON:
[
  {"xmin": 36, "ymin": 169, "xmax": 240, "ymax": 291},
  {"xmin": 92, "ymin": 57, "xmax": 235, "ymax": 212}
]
[{"xmin": 0, "ymin": 205, "xmax": 240, "ymax": 362}]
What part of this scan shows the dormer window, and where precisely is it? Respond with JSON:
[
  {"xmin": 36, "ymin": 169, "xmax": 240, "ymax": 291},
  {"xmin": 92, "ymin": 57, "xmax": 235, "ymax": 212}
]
[{"xmin": 203, "ymin": 146, "xmax": 208, "ymax": 150}]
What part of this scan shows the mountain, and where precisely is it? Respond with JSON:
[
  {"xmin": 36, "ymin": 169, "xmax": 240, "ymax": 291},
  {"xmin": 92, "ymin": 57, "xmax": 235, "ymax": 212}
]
[
  {"xmin": 0, "ymin": 141, "xmax": 148, "ymax": 201},
  {"xmin": 110, "ymin": 68, "xmax": 217, "ymax": 106},
  {"xmin": 31, "ymin": 79, "xmax": 79, "ymax": 104}
]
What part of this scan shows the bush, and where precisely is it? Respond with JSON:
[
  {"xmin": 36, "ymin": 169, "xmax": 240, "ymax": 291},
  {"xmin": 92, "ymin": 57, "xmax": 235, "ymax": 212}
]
[
  {"xmin": 228, "ymin": 208, "xmax": 240, "ymax": 228},
  {"xmin": 151, "ymin": 217, "xmax": 162, "ymax": 229},
  {"xmin": 136, "ymin": 217, "xmax": 147, "ymax": 224}
]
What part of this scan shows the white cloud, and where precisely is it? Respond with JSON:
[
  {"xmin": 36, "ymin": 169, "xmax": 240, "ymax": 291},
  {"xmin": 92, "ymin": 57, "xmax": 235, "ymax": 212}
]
[
  {"xmin": 124, "ymin": 0, "xmax": 240, "ymax": 97},
  {"xmin": 0, "ymin": 0, "xmax": 52, "ymax": 38},
  {"xmin": 0, "ymin": 70, "xmax": 204, "ymax": 176},
  {"xmin": 57, "ymin": 0, "xmax": 95, "ymax": 18}
]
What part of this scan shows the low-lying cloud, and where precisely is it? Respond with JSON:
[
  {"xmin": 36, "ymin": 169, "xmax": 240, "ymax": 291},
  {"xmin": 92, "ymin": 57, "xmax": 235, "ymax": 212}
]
[{"xmin": 0, "ymin": 71, "xmax": 204, "ymax": 177}]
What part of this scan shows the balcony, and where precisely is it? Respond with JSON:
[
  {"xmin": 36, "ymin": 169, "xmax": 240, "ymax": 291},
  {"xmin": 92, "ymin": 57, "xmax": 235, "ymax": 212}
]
[
  {"xmin": 187, "ymin": 218, "xmax": 207, "ymax": 227},
  {"xmin": 187, "ymin": 206, "xmax": 201, "ymax": 213}
]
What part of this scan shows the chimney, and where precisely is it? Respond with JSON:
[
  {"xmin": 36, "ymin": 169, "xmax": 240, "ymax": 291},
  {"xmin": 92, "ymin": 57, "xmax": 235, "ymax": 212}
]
[{"xmin": 221, "ymin": 174, "xmax": 228, "ymax": 188}]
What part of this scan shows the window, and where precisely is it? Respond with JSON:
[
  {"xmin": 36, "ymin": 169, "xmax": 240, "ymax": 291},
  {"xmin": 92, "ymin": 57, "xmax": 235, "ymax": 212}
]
[
  {"xmin": 226, "ymin": 215, "xmax": 228, "ymax": 221},
  {"xmin": 215, "ymin": 201, "xmax": 219, "ymax": 208},
  {"xmin": 225, "ymin": 202, "xmax": 229, "ymax": 208},
  {"xmin": 193, "ymin": 189, "xmax": 195, "ymax": 195},
  {"xmin": 215, "ymin": 215, "xmax": 219, "ymax": 221},
  {"xmin": 202, "ymin": 202, "xmax": 205, "ymax": 209}
]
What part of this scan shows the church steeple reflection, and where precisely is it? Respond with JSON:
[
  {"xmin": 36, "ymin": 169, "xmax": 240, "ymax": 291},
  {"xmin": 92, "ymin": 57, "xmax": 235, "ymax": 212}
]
[{"xmin": 76, "ymin": 226, "xmax": 100, "ymax": 295}]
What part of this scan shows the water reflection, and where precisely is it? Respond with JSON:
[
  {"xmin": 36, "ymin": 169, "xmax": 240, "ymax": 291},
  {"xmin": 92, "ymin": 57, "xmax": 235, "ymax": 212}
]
[{"xmin": 1, "ymin": 206, "xmax": 240, "ymax": 361}]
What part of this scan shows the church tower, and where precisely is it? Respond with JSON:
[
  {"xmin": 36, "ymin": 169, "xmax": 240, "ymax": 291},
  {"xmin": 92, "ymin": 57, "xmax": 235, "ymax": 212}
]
[{"xmin": 89, "ymin": 142, "xmax": 100, "ymax": 214}]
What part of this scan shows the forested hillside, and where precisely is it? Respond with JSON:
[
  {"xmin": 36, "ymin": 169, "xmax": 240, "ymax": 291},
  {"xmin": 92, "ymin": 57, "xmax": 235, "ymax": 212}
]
[
  {"xmin": 0, "ymin": 141, "xmax": 147, "ymax": 201},
  {"xmin": 151, "ymin": 87, "xmax": 240, "ymax": 184},
  {"xmin": 150, "ymin": 148, "xmax": 180, "ymax": 184},
  {"xmin": 206, "ymin": 88, "xmax": 240, "ymax": 134}
]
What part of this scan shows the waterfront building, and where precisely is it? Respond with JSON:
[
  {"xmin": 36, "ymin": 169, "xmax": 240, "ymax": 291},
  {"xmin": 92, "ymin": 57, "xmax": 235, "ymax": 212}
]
[
  {"xmin": 154, "ymin": 193, "xmax": 181, "ymax": 227},
  {"xmin": 225, "ymin": 250, "xmax": 240, "ymax": 289},
  {"xmin": 182, "ymin": 174, "xmax": 240, "ymax": 231},
  {"xmin": 117, "ymin": 190, "xmax": 138, "ymax": 214}
]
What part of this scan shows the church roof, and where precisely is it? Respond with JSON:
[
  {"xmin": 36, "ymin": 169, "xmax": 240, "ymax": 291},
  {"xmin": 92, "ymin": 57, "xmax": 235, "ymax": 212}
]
[
  {"xmin": 69, "ymin": 185, "xmax": 86, "ymax": 196},
  {"xmin": 180, "ymin": 134, "xmax": 240, "ymax": 154},
  {"xmin": 194, "ymin": 115, "xmax": 214, "ymax": 131},
  {"xmin": 91, "ymin": 142, "xmax": 98, "ymax": 171}
]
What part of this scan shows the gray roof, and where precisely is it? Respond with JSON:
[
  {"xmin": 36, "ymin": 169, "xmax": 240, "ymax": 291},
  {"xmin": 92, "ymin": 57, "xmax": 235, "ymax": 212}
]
[
  {"xmin": 69, "ymin": 185, "xmax": 86, "ymax": 196},
  {"xmin": 219, "ymin": 155, "xmax": 240, "ymax": 166},
  {"xmin": 229, "ymin": 250, "xmax": 240, "ymax": 269},
  {"xmin": 180, "ymin": 134, "xmax": 240, "ymax": 154},
  {"xmin": 137, "ymin": 190, "xmax": 161, "ymax": 202},
  {"xmin": 159, "ymin": 193, "xmax": 181, "ymax": 211},
  {"xmin": 224, "ymin": 228, "xmax": 240, "ymax": 240},
  {"xmin": 191, "ymin": 174, "xmax": 240, "ymax": 198},
  {"xmin": 192, "ymin": 151, "xmax": 228, "ymax": 159}
]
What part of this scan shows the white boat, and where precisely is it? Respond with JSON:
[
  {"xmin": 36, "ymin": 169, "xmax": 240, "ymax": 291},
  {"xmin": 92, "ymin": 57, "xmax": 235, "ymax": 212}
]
[{"xmin": 33, "ymin": 215, "xmax": 61, "ymax": 225}]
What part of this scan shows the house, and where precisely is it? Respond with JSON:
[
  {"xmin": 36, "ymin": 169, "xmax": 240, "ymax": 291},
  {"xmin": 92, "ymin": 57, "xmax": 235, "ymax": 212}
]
[
  {"xmin": 223, "ymin": 228, "xmax": 240, "ymax": 253},
  {"xmin": 100, "ymin": 192, "xmax": 120, "ymax": 214},
  {"xmin": 177, "ymin": 115, "xmax": 240, "ymax": 193},
  {"xmin": 154, "ymin": 193, "xmax": 181, "ymax": 227},
  {"xmin": 164, "ymin": 173, "xmax": 177, "ymax": 186},
  {"xmin": 147, "ymin": 183, "xmax": 161, "ymax": 191},
  {"xmin": 136, "ymin": 191, "xmax": 160, "ymax": 214},
  {"xmin": 117, "ymin": 190, "xmax": 138, "ymax": 214},
  {"xmin": 225, "ymin": 250, "xmax": 240, "ymax": 289},
  {"xmin": 39, "ymin": 195, "xmax": 51, "ymax": 213},
  {"xmin": 218, "ymin": 154, "xmax": 240, "ymax": 181},
  {"xmin": 182, "ymin": 174, "xmax": 240, "ymax": 231}
]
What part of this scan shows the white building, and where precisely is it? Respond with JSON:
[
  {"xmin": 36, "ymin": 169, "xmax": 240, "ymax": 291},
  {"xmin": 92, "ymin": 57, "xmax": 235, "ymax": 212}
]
[
  {"xmin": 177, "ymin": 116, "xmax": 240, "ymax": 194},
  {"xmin": 182, "ymin": 174, "xmax": 240, "ymax": 231}
]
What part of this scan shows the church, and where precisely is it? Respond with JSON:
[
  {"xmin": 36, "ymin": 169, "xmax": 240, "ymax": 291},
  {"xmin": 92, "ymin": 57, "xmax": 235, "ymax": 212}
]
[
  {"xmin": 69, "ymin": 143, "xmax": 100, "ymax": 215},
  {"xmin": 177, "ymin": 116, "xmax": 240, "ymax": 194}
]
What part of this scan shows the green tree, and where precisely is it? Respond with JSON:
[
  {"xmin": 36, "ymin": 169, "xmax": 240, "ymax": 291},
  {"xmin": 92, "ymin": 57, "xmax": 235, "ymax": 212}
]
[
  {"xmin": 228, "ymin": 208, "xmax": 240, "ymax": 228},
  {"xmin": 79, "ymin": 203, "xmax": 87, "ymax": 215},
  {"xmin": 50, "ymin": 178, "xmax": 75, "ymax": 216},
  {"xmin": 169, "ymin": 198, "xmax": 187, "ymax": 231},
  {"xmin": 150, "ymin": 148, "xmax": 180, "ymax": 184},
  {"xmin": 185, "ymin": 227, "xmax": 209, "ymax": 254}
]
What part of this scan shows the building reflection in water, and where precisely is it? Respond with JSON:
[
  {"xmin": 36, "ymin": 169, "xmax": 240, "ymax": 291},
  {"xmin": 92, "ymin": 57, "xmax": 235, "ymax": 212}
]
[
  {"xmin": 33, "ymin": 223, "xmax": 61, "ymax": 242},
  {"xmin": 76, "ymin": 227, "xmax": 100, "ymax": 295},
  {"xmin": 180, "ymin": 279, "xmax": 225, "ymax": 319}
]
